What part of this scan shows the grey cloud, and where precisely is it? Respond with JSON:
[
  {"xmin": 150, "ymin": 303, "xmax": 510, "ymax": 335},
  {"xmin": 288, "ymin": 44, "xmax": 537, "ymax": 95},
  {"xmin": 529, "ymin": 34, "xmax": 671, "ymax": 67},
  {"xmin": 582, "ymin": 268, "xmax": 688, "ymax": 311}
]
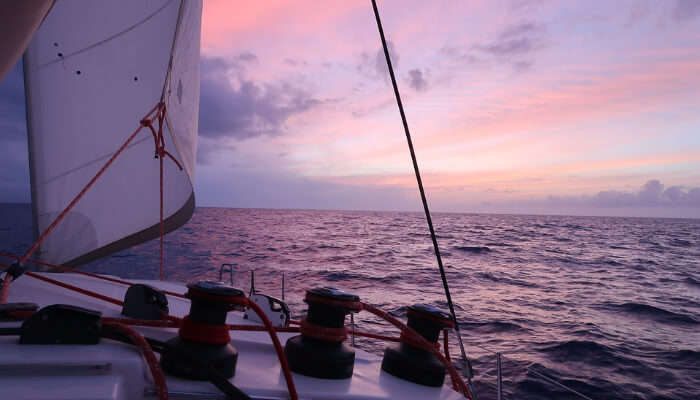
[
  {"xmin": 474, "ymin": 22, "xmax": 544, "ymax": 58},
  {"xmin": 358, "ymin": 40, "xmax": 400, "ymax": 81},
  {"xmin": 440, "ymin": 46, "xmax": 481, "ymax": 65},
  {"xmin": 376, "ymin": 40, "xmax": 399, "ymax": 77},
  {"xmin": 625, "ymin": 1, "xmax": 651, "ymax": 26},
  {"xmin": 236, "ymin": 51, "xmax": 258, "ymax": 63},
  {"xmin": 547, "ymin": 180, "xmax": 700, "ymax": 208},
  {"xmin": 198, "ymin": 56, "xmax": 322, "ymax": 144},
  {"xmin": 499, "ymin": 22, "xmax": 540, "ymax": 40},
  {"xmin": 196, "ymin": 137, "xmax": 235, "ymax": 166},
  {"xmin": 673, "ymin": 0, "xmax": 700, "ymax": 21},
  {"xmin": 406, "ymin": 69, "xmax": 429, "ymax": 92},
  {"xmin": 284, "ymin": 58, "xmax": 308, "ymax": 67},
  {"xmin": 510, "ymin": 0, "xmax": 547, "ymax": 13},
  {"xmin": 359, "ymin": 43, "xmax": 431, "ymax": 93},
  {"xmin": 196, "ymin": 168, "xmax": 418, "ymax": 211},
  {"xmin": 443, "ymin": 21, "xmax": 545, "ymax": 72}
]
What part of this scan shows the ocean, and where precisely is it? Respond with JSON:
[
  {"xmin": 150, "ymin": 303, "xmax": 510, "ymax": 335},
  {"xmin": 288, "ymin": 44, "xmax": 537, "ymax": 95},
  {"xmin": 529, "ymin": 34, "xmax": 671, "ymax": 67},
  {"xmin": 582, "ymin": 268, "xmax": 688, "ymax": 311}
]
[{"xmin": 1, "ymin": 204, "xmax": 698, "ymax": 399}]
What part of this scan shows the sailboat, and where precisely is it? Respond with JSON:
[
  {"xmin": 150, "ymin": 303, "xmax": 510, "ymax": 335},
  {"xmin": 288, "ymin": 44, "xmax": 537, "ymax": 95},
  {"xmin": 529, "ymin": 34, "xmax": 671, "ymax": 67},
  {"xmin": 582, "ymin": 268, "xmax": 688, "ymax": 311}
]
[{"xmin": 1, "ymin": 1, "xmax": 475, "ymax": 399}]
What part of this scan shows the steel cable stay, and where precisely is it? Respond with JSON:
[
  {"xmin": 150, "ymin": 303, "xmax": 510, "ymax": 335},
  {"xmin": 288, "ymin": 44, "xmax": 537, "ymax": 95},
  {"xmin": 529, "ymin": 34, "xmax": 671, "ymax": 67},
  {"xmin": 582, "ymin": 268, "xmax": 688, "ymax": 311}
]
[
  {"xmin": 463, "ymin": 339, "xmax": 596, "ymax": 400},
  {"xmin": 370, "ymin": 0, "xmax": 475, "ymax": 385},
  {"xmin": 370, "ymin": 2, "xmax": 600, "ymax": 400}
]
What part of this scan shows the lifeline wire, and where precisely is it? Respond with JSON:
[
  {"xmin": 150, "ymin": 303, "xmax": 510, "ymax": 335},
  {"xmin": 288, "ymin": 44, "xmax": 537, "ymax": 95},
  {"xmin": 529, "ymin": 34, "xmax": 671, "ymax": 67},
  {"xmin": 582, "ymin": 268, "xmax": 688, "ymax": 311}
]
[{"xmin": 369, "ymin": 0, "xmax": 473, "ymax": 378}]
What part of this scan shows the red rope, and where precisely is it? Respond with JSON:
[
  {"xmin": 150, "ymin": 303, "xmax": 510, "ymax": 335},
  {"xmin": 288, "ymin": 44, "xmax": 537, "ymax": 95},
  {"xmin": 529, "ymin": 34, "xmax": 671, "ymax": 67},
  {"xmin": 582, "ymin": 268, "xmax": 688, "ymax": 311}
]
[
  {"xmin": 361, "ymin": 302, "xmax": 473, "ymax": 399},
  {"xmin": 20, "ymin": 104, "xmax": 160, "ymax": 268},
  {"xmin": 0, "ymin": 277, "xmax": 11, "ymax": 305},
  {"xmin": 179, "ymin": 315, "xmax": 231, "ymax": 345},
  {"xmin": 23, "ymin": 271, "xmax": 124, "ymax": 307},
  {"xmin": 350, "ymin": 330, "xmax": 401, "ymax": 343},
  {"xmin": 0, "ymin": 252, "xmax": 187, "ymax": 300},
  {"xmin": 399, "ymin": 331, "xmax": 440, "ymax": 350},
  {"xmin": 6, "ymin": 252, "xmax": 462, "ymax": 399},
  {"xmin": 299, "ymin": 319, "xmax": 347, "ymax": 342},
  {"xmin": 140, "ymin": 102, "xmax": 183, "ymax": 282},
  {"xmin": 443, "ymin": 328, "xmax": 460, "ymax": 392},
  {"xmin": 239, "ymin": 298, "xmax": 299, "ymax": 400},
  {"xmin": 0, "ymin": 104, "xmax": 164, "ymax": 304},
  {"xmin": 103, "ymin": 321, "xmax": 168, "ymax": 400}
]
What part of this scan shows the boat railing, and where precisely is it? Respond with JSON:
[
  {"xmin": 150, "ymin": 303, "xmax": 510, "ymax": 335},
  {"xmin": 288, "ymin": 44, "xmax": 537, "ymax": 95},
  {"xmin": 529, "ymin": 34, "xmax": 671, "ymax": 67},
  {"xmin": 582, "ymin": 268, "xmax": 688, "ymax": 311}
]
[
  {"xmin": 219, "ymin": 263, "xmax": 235, "ymax": 285},
  {"xmin": 467, "ymin": 341, "xmax": 594, "ymax": 400},
  {"xmin": 219, "ymin": 263, "xmax": 286, "ymax": 300}
]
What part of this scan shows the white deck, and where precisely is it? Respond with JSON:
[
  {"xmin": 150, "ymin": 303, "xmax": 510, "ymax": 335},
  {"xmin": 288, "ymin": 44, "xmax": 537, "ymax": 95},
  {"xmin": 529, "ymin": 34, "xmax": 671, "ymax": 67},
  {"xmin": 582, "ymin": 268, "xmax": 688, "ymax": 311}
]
[{"xmin": 2, "ymin": 272, "xmax": 465, "ymax": 399}]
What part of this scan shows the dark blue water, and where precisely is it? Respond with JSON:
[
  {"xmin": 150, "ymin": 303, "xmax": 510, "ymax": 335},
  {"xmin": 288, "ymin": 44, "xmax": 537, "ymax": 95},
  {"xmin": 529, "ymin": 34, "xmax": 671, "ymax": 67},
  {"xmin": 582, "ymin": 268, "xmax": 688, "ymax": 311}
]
[{"xmin": 2, "ymin": 204, "xmax": 699, "ymax": 399}]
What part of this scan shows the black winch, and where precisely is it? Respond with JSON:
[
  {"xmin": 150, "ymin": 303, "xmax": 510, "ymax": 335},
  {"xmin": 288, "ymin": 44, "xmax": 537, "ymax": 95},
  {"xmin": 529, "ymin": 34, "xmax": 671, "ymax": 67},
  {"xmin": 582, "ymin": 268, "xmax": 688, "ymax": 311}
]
[
  {"xmin": 381, "ymin": 303, "xmax": 454, "ymax": 386},
  {"xmin": 160, "ymin": 281, "xmax": 245, "ymax": 380},
  {"xmin": 121, "ymin": 284, "xmax": 168, "ymax": 320},
  {"xmin": 284, "ymin": 287, "xmax": 361, "ymax": 379}
]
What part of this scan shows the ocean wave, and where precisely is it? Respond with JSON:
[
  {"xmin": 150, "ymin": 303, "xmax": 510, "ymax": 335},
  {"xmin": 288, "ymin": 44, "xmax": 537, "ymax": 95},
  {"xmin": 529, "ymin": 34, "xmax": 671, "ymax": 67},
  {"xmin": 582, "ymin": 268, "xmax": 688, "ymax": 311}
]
[
  {"xmin": 684, "ymin": 276, "xmax": 700, "ymax": 287},
  {"xmin": 485, "ymin": 241, "xmax": 513, "ymax": 247},
  {"xmin": 606, "ymin": 302, "xmax": 699, "ymax": 325},
  {"xmin": 669, "ymin": 238, "xmax": 692, "ymax": 247},
  {"xmin": 516, "ymin": 364, "xmax": 600, "ymax": 400},
  {"xmin": 477, "ymin": 272, "xmax": 539, "ymax": 288},
  {"xmin": 540, "ymin": 340, "xmax": 617, "ymax": 366},
  {"xmin": 461, "ymin": 320, "xmax": 529, "ymax": 334},
  {"xmin": 454, "ymin": 246, "xmax": 491, "ymax": 254},
  {"xmin": 662, "ymin": 348, "xmax": 700, "ymax": 366},
  {"xmin": 320, "ymin": 270, "xmax": 361, "ymax": 281}
]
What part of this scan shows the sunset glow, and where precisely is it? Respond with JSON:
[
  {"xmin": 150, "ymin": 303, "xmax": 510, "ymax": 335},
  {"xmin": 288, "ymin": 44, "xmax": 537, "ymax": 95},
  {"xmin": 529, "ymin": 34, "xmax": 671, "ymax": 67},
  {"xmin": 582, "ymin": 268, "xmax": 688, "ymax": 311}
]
[{"xmin": 1, "ymin": 0, "xmax": 699, "ymax": 217}]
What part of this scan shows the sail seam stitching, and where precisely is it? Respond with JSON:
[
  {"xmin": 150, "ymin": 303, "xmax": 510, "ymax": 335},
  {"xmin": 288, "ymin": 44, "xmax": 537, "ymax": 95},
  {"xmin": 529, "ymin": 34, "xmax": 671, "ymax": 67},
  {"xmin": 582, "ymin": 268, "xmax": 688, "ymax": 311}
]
[{"xmin": 37, "ymin": 0, "xmax": 176, "ymax": 68}]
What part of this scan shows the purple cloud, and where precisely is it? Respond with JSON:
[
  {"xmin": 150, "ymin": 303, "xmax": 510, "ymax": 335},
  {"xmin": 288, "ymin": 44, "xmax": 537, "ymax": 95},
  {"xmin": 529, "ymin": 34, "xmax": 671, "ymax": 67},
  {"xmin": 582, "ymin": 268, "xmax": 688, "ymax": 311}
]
[
  {"xmin": 674, "ymin": 0, "xmax": 700, "ymax": 22},
  {"xmin": 358, "ymin": 40, "xmax": 400, "ymax": 81},
  {"xmin": 198, "ymin": 56, "xmax": 321, "ymax": 142},
  {"xmin": 547, "ymin": 180, "xmax": 700, "ymax": 208},
  {"xmin": 406, "ymin": 69, "xmax": 429, "ymax": 92},
  {"xmin": 442, "ymin": 21, "xmax": 545, "ymax": 72}
]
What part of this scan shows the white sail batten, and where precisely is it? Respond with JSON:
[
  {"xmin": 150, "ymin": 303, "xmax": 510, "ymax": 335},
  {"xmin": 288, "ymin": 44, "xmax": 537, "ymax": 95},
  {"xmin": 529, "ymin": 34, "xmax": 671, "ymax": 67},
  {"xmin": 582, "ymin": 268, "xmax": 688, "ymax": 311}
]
[{"xmin": 24, "ymin": 0, "xmax": 202, "ymax": 267}]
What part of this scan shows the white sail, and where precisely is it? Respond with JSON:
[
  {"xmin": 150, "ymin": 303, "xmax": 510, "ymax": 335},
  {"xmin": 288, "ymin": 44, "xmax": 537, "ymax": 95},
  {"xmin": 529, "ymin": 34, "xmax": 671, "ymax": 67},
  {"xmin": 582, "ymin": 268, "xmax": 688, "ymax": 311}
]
[{"xmin": 23, "ymin": 0, "xmax": 202, "ymax": 266}]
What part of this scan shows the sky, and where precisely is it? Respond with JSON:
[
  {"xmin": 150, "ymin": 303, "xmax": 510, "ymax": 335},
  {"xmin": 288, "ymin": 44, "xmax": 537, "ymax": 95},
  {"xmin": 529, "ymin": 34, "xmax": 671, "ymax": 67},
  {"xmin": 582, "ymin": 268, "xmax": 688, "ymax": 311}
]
[{"xmin": 1, "ymin": 0, "xmax": 700, "ymax": 218}]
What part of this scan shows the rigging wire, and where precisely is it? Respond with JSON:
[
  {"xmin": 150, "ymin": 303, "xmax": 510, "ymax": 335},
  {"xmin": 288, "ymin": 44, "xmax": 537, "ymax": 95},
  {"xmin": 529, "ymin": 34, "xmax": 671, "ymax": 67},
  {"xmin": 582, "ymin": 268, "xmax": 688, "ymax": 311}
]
[{"xmin": 369, "ymin": 0, "xmax": 474, "ymax": 382}]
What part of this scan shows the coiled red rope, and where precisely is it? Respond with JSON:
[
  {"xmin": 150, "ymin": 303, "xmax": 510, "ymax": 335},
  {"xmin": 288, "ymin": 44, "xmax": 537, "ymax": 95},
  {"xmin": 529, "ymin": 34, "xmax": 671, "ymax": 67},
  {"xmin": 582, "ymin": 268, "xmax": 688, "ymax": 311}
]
[
  {"xmin": 179, "ymin": 316, "xmax": 231, "ymax": 344},
  {"xmin": 361, "ymin": 302, "xmax": 473, "ymax": 399},
  {"xmin": 2, "ymin": 259, "xmax": 469, "ymax": 399},
  {"xmin": 292, "ymin": 293, "xmax": 472, "ymax": 399},
  {"xmin": 103, "ymin": 321, "xmax": 168, "ymax": 400},
  {"xmin": 299, "ymin": 319, "xmax": 348, "ymax": 342},
  {"xmin": 234, "ymin": 297, "xmax": 299, "ymax": 400}
]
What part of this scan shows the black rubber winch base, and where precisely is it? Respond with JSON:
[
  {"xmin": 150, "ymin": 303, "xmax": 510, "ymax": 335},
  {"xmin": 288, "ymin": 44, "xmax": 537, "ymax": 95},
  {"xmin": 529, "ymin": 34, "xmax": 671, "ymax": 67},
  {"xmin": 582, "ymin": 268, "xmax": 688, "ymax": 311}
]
[
  {"xmin": 285, "ymin": 335, "xmax": 355, "ymax": 379},
  {"xmin": 381, "ymin": 344, "xmax": 446, "ymax": 387},
  {"xmin": 160, "ymin": 336, "xmax": 238, "ymax": 380}
]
